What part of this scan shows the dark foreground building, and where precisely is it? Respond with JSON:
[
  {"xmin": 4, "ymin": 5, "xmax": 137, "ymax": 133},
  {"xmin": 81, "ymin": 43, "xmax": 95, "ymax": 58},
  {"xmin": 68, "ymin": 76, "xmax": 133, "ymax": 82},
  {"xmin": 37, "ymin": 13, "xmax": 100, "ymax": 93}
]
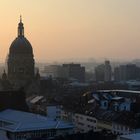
[{"xmin": 0, "ymin": 89, "xmax": 28, "ymax": 111}]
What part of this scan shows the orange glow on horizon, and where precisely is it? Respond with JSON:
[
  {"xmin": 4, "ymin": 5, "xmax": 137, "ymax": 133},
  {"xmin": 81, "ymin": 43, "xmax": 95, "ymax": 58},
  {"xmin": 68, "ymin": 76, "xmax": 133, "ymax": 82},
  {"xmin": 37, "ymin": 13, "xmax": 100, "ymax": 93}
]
[{"xmin": 0, "ymin": 0, "xmax": 140, "ymax": 63}]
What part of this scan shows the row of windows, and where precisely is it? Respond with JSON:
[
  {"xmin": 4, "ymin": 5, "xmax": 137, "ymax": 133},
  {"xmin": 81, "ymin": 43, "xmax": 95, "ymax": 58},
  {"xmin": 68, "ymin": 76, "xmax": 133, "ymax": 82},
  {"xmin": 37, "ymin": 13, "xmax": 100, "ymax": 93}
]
[
  {"xmin": 87, "ymin": 125, "xmax": 96, "ymax": 130},
  {"xmin": 87, "ymin": 118, "xmax": 96, "ymax": 123},
  {"xmin": 14, "ymin": 129, "xmax": 56, "ymax": 140},
  {"xmin": 77, "ymin": 121, "xmax": 97, "ymax": 130},
  {"xmin": 113, "ymin": 124, "xmax": 129, "ymax": 131},
  {"xmin": 113, "ymin": 130, "xmax": 131, "ymax": 135},
  {"xmin": 78, "ymin": 122, "xmax": 84, "ymax": 126},
  {"xmin": 75, "ymin": 115, "xmax": 83, "ymax": 120},
  {"xmin": 0, "ymin": 120, "xmax": 13, "ymax": 127},
  {"xmin": 75, "ymin": 115, "xmax": 96, "ymax": 123}
]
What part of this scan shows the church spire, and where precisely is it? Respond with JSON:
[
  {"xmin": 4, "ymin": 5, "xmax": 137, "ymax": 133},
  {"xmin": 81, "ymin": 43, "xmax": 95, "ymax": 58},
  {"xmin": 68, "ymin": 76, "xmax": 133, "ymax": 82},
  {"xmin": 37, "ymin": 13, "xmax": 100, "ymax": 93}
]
[
  {"xmin": 20, "ymin": 15, "xmax": 22, "ymax": 23},
  {"xmin": 18, "ymin": 15, "xmax": 24, "ymax": 37}
]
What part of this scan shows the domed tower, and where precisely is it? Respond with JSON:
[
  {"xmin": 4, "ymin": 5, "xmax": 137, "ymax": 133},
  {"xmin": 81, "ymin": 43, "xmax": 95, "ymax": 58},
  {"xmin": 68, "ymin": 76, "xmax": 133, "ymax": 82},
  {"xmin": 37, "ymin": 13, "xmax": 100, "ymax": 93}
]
[{"xmin": 7, "ymin": 16, "xmax": 35, "ymax": 87}]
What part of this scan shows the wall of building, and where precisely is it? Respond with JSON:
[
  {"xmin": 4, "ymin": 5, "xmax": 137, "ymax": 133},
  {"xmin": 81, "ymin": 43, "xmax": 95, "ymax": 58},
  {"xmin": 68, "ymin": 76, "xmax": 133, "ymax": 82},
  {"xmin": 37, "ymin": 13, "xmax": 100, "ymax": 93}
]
[
  {"xmin": 47, "ymin": 105, "xmax": 61, "ymax": 120},
  {"xmin": 73, "ymin": 113, "xmax": 97, "ymax": 133},
  {"xmin": 97, "ymin": 120, "xmax": 112, "ymax": 131},
  {"xmin": 112, "ymin": 123, "xmax": 131, "ymax": 135}
]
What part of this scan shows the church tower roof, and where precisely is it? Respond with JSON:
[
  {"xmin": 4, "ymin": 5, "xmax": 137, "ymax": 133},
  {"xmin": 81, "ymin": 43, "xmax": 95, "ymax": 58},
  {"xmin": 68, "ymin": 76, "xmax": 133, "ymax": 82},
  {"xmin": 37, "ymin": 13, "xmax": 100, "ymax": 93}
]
[{"xmin": 9, "ymin": 16, "xmax": 33, "ymax": 55}]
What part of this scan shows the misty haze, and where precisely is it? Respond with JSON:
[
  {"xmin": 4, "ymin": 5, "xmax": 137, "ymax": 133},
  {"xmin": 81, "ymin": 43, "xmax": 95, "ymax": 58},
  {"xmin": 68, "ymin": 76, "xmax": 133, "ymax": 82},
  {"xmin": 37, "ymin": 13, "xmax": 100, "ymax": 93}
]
[{"xmin": 0, "ymin": 1, "xmax": 140, "ymax": 140}]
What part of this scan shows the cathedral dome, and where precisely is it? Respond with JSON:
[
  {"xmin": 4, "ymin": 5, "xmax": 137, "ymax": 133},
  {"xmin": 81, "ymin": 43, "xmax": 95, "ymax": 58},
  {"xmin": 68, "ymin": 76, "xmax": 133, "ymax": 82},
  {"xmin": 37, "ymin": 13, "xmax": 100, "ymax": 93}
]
[
  {"xmin": 8, "ymin": 16, "xmax": 35, "ymax": 88},
  {"xmin": 9, "ymin": 16, "xmax": 33, "ymax": 55},
  {"xmin": 10, "ymin": 37, "xmax": 33, "ymax": 54}
]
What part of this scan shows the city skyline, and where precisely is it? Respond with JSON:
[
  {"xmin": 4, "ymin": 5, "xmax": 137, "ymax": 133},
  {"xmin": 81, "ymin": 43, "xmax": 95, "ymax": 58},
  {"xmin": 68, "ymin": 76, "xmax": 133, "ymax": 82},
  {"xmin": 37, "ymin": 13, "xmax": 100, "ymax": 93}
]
[{"xmin": 1, "ymin": 0, "xmax": 140, "ymax": 62}]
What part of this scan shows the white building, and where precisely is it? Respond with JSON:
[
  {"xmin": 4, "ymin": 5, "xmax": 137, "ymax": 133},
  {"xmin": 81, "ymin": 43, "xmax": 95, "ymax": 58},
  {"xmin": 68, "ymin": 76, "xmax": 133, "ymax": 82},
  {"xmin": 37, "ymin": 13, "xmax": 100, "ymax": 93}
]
[
  {"xmin": 0, "ymin": 109, "xmax": 74, "ymax": 140},
  {"xmin": 112, "ymin": 123, "xmax": 131, "ymax": 135},
  {"xmin": 73, "ymin": 113, "xmax": 97, "ymax": 133}
]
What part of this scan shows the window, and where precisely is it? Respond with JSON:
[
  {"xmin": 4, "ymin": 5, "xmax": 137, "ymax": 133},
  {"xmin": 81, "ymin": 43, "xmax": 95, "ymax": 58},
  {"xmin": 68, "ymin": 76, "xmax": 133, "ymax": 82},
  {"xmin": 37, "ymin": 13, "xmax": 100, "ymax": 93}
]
[
  {"xmin": 87, "ymin": 118, "xmax": 96, "ymax": 123},
  {"xmin": 78, "ymin": 122, "xmax": 84, "ymax": 126},
  {"xmin": 75, "ymin": 115, "xmax": 79, "ymax": 118},
  {"xmin": 124, "ymin": 106, "xmax": 127, "ymax": 111},
  {"xmin": 104, "ymin": 102, "xmax": 107, "ymax": 107},
  {"xmin": 80, "ymin": 116, "xmax": 83, "ymax": 120}
]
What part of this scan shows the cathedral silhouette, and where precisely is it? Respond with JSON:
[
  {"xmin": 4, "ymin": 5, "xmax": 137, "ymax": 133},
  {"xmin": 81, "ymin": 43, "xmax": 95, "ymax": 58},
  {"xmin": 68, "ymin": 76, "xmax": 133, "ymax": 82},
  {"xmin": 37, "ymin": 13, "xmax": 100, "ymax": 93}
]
[
  {"xmin": 1, "ymin": 16, "xmax": 40, "ymax": 91},
  {"xmin": 0, "ymin": 16, "xmax": 41, "ymax": 111},
  {"xmin": 7, "ymin": 16, "xmax": 35, "ymax": 88}
]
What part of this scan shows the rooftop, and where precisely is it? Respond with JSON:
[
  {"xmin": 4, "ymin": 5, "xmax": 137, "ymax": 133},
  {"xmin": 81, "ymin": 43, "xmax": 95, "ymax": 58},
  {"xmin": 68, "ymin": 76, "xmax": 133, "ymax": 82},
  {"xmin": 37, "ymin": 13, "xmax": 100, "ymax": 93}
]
[
  {"xmin": 120, "ymin": 133, "xmax": 140, "ymax": 140},
  {"xmin": 30, "ymin": 96, "xmax": 44, "ymax": 104},
  {"xmin": 0, "ymin": 109, "xmax": 74, "ymax": 132},
  {"xmin": 98, "ymin": 89, "xmax": 140, "ymax": 94}
]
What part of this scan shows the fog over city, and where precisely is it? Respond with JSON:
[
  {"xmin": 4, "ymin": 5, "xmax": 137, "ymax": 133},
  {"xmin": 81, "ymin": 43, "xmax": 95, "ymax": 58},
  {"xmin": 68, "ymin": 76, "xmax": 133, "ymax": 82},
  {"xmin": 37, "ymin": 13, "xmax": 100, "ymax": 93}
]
[{"xmin": 0, "ymin": 1, "xmax": 140, "ymax": 140}]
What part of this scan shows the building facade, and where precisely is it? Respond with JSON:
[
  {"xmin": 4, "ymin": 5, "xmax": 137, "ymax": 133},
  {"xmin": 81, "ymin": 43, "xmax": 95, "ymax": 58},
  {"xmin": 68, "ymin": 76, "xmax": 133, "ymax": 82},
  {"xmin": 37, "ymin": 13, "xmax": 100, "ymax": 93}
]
[
  {"xmin": 95, "ymin": 60, "xmax": 112, "ymax": 82},
  {"xmin": 114, "ymin": 64, "xmax": 140, "ymax": 82},
  {"xmin": 73, "ymin": 113, "xmax": 97, "ymax": 133},
  {"xmin": 44, "ymin": 63, "xmax": 85, "ymax": 82},
  {"xmin": 62, "ymin": 64, "xmax": 85, "ymax": 82},
  {"xmin": 104, "ymin": 60, "xmax": 112, "ymax": 82}
]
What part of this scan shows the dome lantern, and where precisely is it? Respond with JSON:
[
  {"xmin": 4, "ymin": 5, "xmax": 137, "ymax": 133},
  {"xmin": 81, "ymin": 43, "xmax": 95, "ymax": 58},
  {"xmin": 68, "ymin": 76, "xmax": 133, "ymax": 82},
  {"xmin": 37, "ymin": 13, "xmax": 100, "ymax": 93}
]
[
  {"xmin": 9, "ymin": 16, "xmax": 33, "ymax": 55},
  {"xmin": 18, "ymin": 15, "xmax": 24, "ymax": 37}
]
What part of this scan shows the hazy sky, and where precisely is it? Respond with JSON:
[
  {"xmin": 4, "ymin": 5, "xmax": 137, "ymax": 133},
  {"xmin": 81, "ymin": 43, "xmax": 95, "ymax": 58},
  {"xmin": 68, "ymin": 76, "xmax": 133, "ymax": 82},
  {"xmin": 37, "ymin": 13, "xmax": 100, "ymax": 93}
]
[{"xmin": 1, "ymin": 0, "xmax": 140, "ymax": 62}]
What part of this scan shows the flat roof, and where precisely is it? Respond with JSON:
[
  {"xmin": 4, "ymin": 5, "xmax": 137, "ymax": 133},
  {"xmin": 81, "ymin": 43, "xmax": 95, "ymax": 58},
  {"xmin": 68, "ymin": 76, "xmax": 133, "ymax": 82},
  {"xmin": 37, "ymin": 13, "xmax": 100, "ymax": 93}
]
[
  {"xmin": 0, "ymin": 109, "xmax": 74, "ymax": 132},
  {"xmin": 112, "ymin": 97, "xmax": 124, "ymax": 100},
  {"xmin": 30, "ymin": 96, "xmax": 43, "ymax": 104},
  {"xmin": 97, "ymin": 90, "xmax": 140, "ymax": 94}
]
